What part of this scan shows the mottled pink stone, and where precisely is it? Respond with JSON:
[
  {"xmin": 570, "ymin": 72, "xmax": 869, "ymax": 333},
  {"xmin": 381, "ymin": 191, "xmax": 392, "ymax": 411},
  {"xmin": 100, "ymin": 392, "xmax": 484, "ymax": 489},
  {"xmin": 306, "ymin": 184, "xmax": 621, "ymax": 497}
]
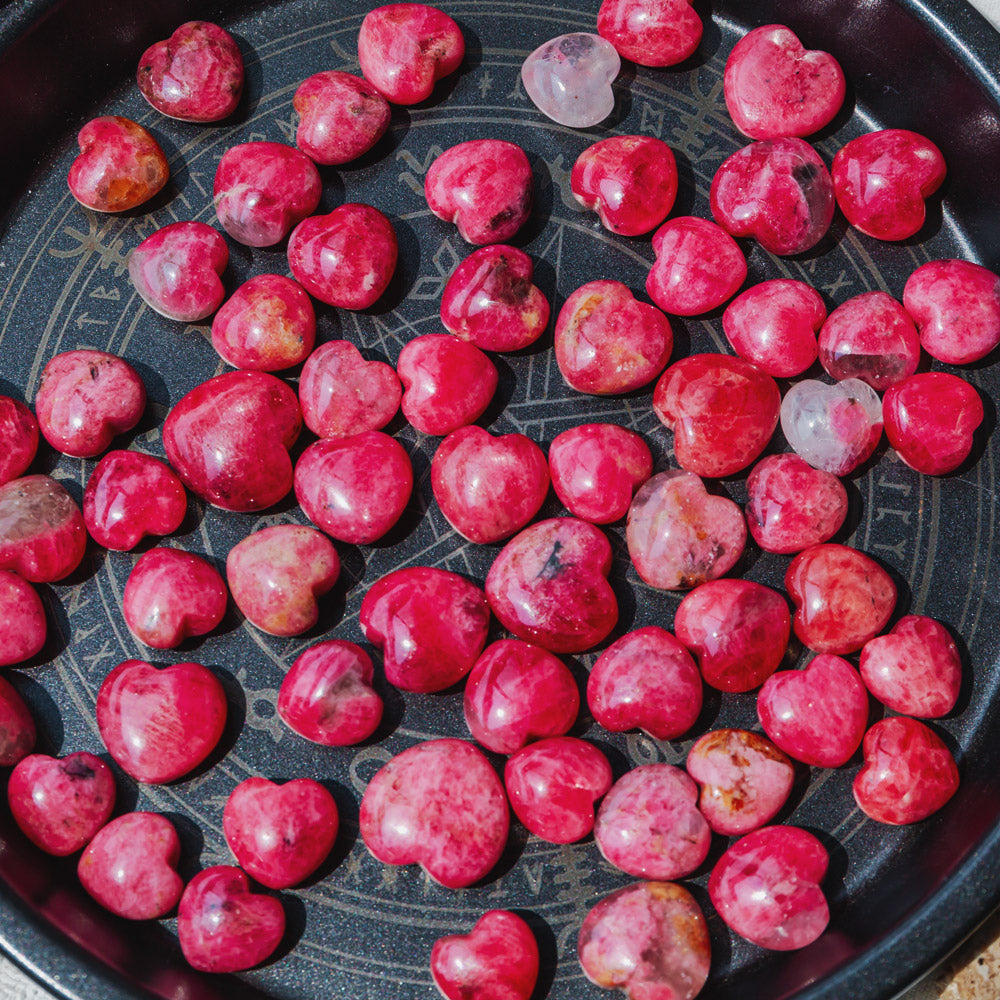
[
  {"xmin": 425, "ymin": 140, "xmax": 533, "ymax": 245},
  {"xmin": 432, "ymin": 426, "xmax": 549, "ymax": 544},
  {"xmin": 745, "ymin": 453, "xmax": 848, "ymax": 554},
  {"xmin": 853, "ymin": 717, "xmax": 959, "ymax": 825},
  {"xmin": 7, "ymin": 752, "xmax": 115, "ymax": 856},
  {"xmin": 0, "ymin": 571, "xmax": 46, "ymax": 666},
  {"xmin": 0, "ymin": 475, "xmax": 87, "ymax": 583},
  {"xmin": 226, "ymin": 525, "xmax": 339, "ymax": 637},
  {"xmin": 859, "ymin": 615, "xmax": 961, "ymax": 718},
  {"xmin": 595, "ymin": 764, "xmax": 710, "ymax": 879},
  {"xmin": 360, "ymin": 566, "xmax": 490, "ymax": 692},
  {"xmin": 123, "ymin": 547, "xmax": 227, "ymax": 649},
  {"xmin": 780, "ymin": 377, "xmax": 883, "ymax": 476},
  {"xmin": 357, "ymin": 3, "xmax": 465, "ymax": 105},
  {"xmin": 587, "ymin": 626, "xmax": 702, "ymax": 740},
  {"xmin": 67, "ymin": 116, "xmax": 169, "ymax": 213},
  {"xmin": 211, "ymin": 274, "xmax": 316, "ymax": 371},
  {"xmin": 299, "ymin": 340, "xmax": 401, "ymax": 438},
  {"xmin": 756, "ymin": 654, "xmax": 869, "ymax": 767},
  {"xmin": 723, "ymin": 279, "xmax": 825, "ymax": 377},
  {"xmin": 214, "ymin": 142, "xmax": 321, "ymax": 248},
  {"xmin": 709, "ymin": 826, "xmax": 829, "ymax": 950},
  {"xmin": 686, "ymin": 729, "xmax": 795, "ymax": 835},
  {"xmin": 555, "ymin": 280, "xmax": 673, "ymax": 395},
  {"xmin": 83, "ymin": 450, "xmax": 186, "ymax": 551},
  {"xmin": 818, "ymin": 291, "xmax": 920, "ymax": 391},
  {"xmin": 711, "ymin": 137, "xmax": 834, "ymax": 255},
  {"xmin": 432, "ymin": 910, "xmax": 539, "ymax": 1000},
  {"xmin": 597, "ymin": 0, "xmax": 703, "ymax": 67},
  {"xmin": 0, "ymin": 396, "xmax": 39, "ymax": 486},
  {"xmin": 128, "ymin": 221, "xmax": 228, "ymax": 323},
  {"xmin": 440, "ymin": 245, "xmax": 549, "ymax": 352},
  {"xmin": 571, "ymin": 135, "xmax": 678, "ymax": 236},
  {"xmin": 646, "ymin": 216, "xmax": 746, "ymax": 316},
  {"xmin": 626, "ymin": 470, "xmax": 746, "ymax": 590},
  {"xmin": 287, "ymin": 203, "xmax": 398, "ymax": 310},
  {"xmin": 723, "ymin": 25, "xmax": 845, "ymax": 140},
  {"xmin": 137, "ymin": 21, "xmax": 243, "ymax": 122},
  {"xmin": 278, "ymin": 640, "xmax": 383, "ymax": 746},
  {"xmin": 549, "ymin": 423, "xmax": 652, "ymax": 524},
  {"xmin": 77, "ymin": 812, "xmax": 183, "ymax": 920},
  {"xmin": 463, "ymin": 639, "xmax": 579, "ymax": 754},
  {"xmin": 903, "ymin": 259, "xmax": 1000, "ymax": 365},
  {"xmin": 485, "ymin": 517, "xmax": 618, "ymax": 654},
  {"xmin": 359, "ymin": 738, "xmax": 509, "ymax": 888},
  {"xmin": 832, "ymin": 129, "xmax": 946, "ymax": 241},
  {"xmin": 294, "ymin": 70, "xmax": 391, "ymax": 164},
  {"xmin": 96, "ymin": 659, "xmax": 228, "ymax": 784},
  {"xmin": 785, "ymin": 543, "xmax": 896, "ymax": 654},
  {"xmin": 883, "ymin": 372, "xmax": 983, "ymax": 475},
  {"xmin": 294, "ymin": 431, "xmax": 413, "ymax": 545},
  {"xmin": 177, "ymin": 866, "xmax": 285, "ymax": 973},
  {"xmin": 653, "ymin": 353, "xmax": 780, "ymax": 478},
  {"xmin": 223, "ymin": 777, "xmax": 338, "ymax": 889},
  {"xmin": 35, "ymin": 349, "xmax": 146, "ymax": 458},
  {"xmin": 0, "ymin": 676, "xmax": 36, "ymax": 766},
  {"xmin": 521, "ymin": 33, "xmax": 621, "ymax": 129},
  {"xmin": 504, "ymin": 737, "xmax": 612, "ymax": 843},
  {"xmin": 397, "ymin": 334, "xmax": 498, "ymax": 435},
  {"xmin": 163, "ymin": 370, "xmax": 301, "ymax": 512},
  {"xmin": 674, "ymin": 579, "xmax": 791, "ymax": 693}
]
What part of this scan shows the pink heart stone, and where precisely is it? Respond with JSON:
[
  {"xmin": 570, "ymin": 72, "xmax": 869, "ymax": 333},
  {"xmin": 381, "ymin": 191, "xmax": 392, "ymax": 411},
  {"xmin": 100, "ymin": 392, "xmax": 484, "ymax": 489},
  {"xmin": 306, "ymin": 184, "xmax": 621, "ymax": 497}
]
[
  {"xmin": 626, "ymin": 470, "xmax": 746, "ymax": 590},
  {"xmin": 96, "ymin": 659, "xmax": 228, "ymax": 784},
  {"xmin": 7, "ymin": 751, "xmax": 115, "ymax": 856},
  {"xmin": 0, "ymin": 395, "xmax": 39, "ymax": 487},
  {"xmin": 596, "ymin": 0, "xmax": 703, "ymax": 67},
  {"xmin": 485, "ymin": 517, "xmax": 618, "ymax": 654},
  {"xmin": 128, "ymin": 221, "xmax": 229, "ymax": 323},
  {"xmin": 708, "ymin": 825, "xmax": 829, "ymax": 950},
  {"xmin": 359, "ymin": 738, "xmax": 509, "ymax": 888},
  {"xmin": 0, "ymin": 570, "xmax": 46, "ymax": 667},
  {"xmin": 177, "ymin": 866, "xmax": 285, "ymax": 973},
  {"xmin": 578, "ymin": 882, "xmax": 710, "ymax": 1000},
  {"xmin": 0, "ymin": 675, "xmax": 36, "ymax": 766},
  {"xmin": 77, "ymin": 812, "xmax": 183, "ymax": 920},
  {"xmin": 756, "ymin": 653, "xmax": 869, "ymax": 767},
  {"xmin": 431, "ymin": 910, "xmax": 539, "ymax": 1000},
  {"xmin": 223, "ymin": 776, "xmax": 339, "ymax": 889},
  {"xmin": 594, "ymin": 764, "xmax": 710, "ymax": 879}
]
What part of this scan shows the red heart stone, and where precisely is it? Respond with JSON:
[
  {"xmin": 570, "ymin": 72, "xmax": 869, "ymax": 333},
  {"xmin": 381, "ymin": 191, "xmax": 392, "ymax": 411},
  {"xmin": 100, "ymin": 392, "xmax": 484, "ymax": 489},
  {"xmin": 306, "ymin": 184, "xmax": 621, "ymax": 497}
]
[
  {"xmin": 0, "ymin": 570, "xmax": 46, "ymax": 667},
  {"xmin": 596, "ymin": 0, "xmax": 703, "ymax": 68},
  {"xmin": 0, "ymin": 395, "xmax": 39, "ymax": 487},
  {"xmin": 0, "ymin": 675, "xmax": 36, "ymax": 766},
  {"xmin": 293, "ymin": 70, "xmax": 390, "ymax": 165}
]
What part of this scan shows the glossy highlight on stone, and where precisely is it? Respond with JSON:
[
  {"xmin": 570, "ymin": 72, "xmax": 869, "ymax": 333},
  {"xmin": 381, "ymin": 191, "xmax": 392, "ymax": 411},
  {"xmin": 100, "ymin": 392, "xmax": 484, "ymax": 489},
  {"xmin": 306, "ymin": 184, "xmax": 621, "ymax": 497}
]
[
  {"xmin": 0, "ymin": 396, "xmax": 38, "ymax": 486},
  {"xmin": 0, "ymin": 571, "xmax": 46, "ymax": 667},
  {"xmin": 294, "ymin": 70, "xmax": 391, "ymax": 164},
  {"xmin": 0, "ymin": 676, "xmax": 37, "ymax": 766},
  {"xmin": 597, "ymin": 0, "xmax": 703, "ymax": 67}
]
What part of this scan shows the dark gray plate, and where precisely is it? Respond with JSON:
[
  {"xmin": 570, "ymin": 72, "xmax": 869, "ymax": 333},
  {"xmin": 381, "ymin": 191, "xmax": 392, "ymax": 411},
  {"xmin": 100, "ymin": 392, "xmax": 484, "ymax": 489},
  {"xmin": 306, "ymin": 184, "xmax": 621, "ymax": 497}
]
[{"xmin": 2, "ymin": 0, "xmax": 1000, "ymax": 998}]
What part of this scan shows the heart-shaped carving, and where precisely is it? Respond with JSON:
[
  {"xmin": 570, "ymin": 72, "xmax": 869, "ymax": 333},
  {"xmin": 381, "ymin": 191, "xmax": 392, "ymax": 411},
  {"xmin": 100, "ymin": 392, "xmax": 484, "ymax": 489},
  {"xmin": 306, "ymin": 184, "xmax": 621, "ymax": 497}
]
[
  {"xmin": 137, "ymin": 20, "xmax": 243, "ymax": 122},
  {"xmin": 0, "ymin": 395, "xmax": 38, "ymax": 487},
  {"xmin": 596, "ymin": 0, "xmax": 703, "ymax": 67},
  {"xmin": 432, "ymin": 426, "xmax": 549, "ymax": 544},
  {"xmin": 724, "ymin": 24, "xmax": 845, "ymax": 139},
  {"xmin": 708, "ymin": 825, "xmax": 829, "ymax": 950},
  {"xmin": 626, "ymin": 470, "xmax": 746, "ymax": 590},
  {"xmin": 294, "ymin": 70, "xmax": 390, "ymax": 165},
  {"xmin": 486, "ymin": 517, "xmax": 618, "ymax": 654},
  {"xmin": 756, "ymin": 653, "xmax": 868, "ymax": 767},
  {"xmin": 226, "ymin": 525, "xmax": 339, "ymax": 637},
  {"xmin": 521, "ymin": 33, "xmax": 620, "ymax": 128},
  {"xmin": 0, "ymin": 570, "xmax": 46, "ymax": 667},
  {"xmin": 425, "ymin": 139, "xmax": 533, "ymax": 245},
  {"xmin": 431, "ymin": 910, "xmax": 539, "ymax": 1000},
  {"xmin": 298, "ymin": 340, "xmax": 400, "ymax": 438},
  {"xmin": 288, "ymin": 203, "xmax": 398, "ymax": 310},
  {"xmin": 177, "ymin": 866, "xmax": 285, "ymax": 973},
  {"xmin": 360, "ymin": 566, "xmax": 489, "ymax": 693},
  {"xmin": 0, "ymin": 675, "xmax": 36, "ymax": 765},
  {"xmin": 128, "ymin": 220, "xmax": 228, "ymax": 322},
  {"xmin": 8, "ymin": 752, "xmax": 115, "ymax": 856},
  {"xmin": 223, "ymin": 777, "xmax": 339, "ymax": 889},
  {"xmin": 579, "ymin": 882, "xmax": 710, "ymax": 1000},
  {"xmin": 96, "ymin": 659, "xmax": 228, "ymax": 784},
  {"xmin": 67, "ymin": 116, "xmax": 168, "ymax": 212},
  {"xmin": 359, "ymin": 738, "xmax": 508, "ymax": 888},
  {"xmin": 163, "ymin": 370, "xmax": 301, "ymax": 512},
  {"xmin": 78, "ymin": 812, "xmax": 183, "ymax": 920}
]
